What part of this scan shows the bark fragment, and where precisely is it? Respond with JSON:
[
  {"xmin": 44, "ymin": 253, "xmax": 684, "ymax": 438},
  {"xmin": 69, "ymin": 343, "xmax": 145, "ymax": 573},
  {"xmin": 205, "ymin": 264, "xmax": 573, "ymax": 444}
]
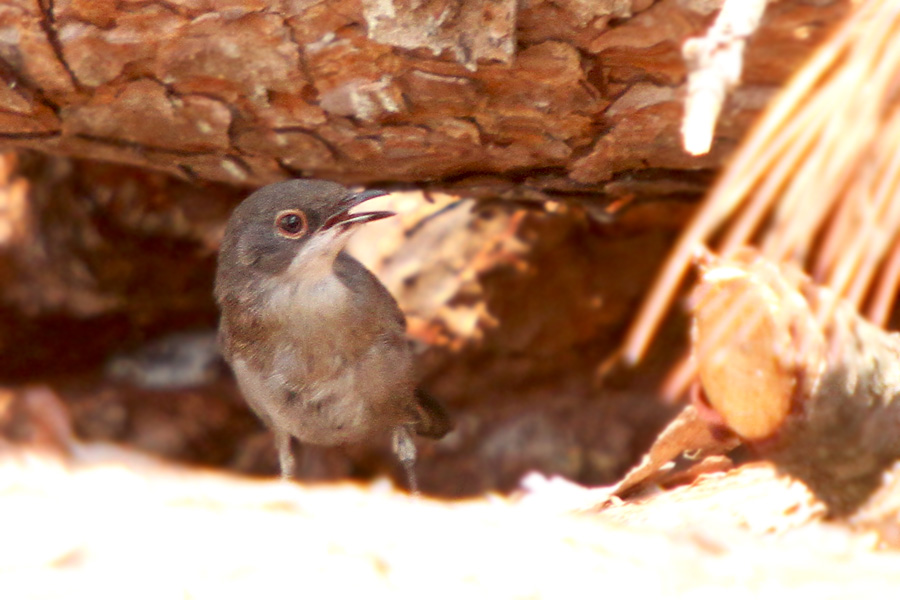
[{"xmin": 692, "ymin": 250, "xmax": 900, "ymax": 516}]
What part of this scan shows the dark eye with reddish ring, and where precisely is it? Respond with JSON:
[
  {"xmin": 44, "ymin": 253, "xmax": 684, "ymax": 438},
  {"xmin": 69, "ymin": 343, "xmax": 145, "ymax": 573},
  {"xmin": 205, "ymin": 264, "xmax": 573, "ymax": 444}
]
[{"xmin": 275, "ymin": 209, "xmax": 308, "ymax": 239}]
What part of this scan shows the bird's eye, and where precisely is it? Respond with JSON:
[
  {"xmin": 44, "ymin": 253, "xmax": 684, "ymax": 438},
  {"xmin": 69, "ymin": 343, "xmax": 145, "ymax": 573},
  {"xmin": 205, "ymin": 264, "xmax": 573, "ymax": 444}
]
[{"xmin": 274, "ymin": 209, "xmax": 308, "ymax": 239}]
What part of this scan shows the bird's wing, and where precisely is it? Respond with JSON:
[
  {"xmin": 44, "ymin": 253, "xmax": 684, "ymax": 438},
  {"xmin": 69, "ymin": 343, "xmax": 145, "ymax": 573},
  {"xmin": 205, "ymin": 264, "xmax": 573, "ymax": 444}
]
[{"xmin": 334, "ymin": 251, "xmax": 406, "ymax": 330}]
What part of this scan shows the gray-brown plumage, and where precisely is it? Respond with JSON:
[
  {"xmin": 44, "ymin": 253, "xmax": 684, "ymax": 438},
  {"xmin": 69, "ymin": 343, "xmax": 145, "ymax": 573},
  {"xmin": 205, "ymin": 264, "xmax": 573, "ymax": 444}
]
[{"xmin": 214, "ymin": 180, "xmax": 451, "ymax": 489}]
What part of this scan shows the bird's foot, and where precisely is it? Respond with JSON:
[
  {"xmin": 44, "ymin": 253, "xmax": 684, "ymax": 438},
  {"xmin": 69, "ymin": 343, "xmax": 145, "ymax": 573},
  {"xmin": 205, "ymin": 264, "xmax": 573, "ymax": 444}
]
[
  {"xmin": 392, "ymin": 426, "xmax": 419, "ymax": 496},
  {"xmin": 275, "ymin": 431, "xmax": 296, "ymax": 480}
]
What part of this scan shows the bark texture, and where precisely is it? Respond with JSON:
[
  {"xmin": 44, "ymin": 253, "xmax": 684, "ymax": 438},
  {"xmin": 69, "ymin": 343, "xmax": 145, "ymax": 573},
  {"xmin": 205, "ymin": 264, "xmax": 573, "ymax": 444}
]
[{"xmin": 0, "ymin": 0, "xmax": 847, "ymax": 201}]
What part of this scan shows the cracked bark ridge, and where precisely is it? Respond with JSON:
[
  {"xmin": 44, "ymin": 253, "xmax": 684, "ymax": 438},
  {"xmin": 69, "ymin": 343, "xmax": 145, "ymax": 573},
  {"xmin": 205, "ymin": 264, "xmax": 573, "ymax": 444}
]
[
  {"xmin": 0, "ymin": 0, "xmax": 848, "ymax": 200},
  {"xmin": 692, "ymin": 250, "xmax": 900, "ymax": 516}
]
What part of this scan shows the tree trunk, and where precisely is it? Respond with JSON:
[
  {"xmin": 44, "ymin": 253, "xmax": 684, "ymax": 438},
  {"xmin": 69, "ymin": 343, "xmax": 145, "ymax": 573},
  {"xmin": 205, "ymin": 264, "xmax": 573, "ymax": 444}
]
[{"xmin": 0, "ymin": 0, "xmax": 847, "ymax": 201}]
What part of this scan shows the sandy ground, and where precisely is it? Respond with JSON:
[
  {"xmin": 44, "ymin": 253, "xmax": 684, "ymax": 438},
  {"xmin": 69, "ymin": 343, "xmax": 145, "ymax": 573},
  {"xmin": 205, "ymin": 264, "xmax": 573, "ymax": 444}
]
[{"xmin": 3, "ymin": 441, "xmax": 900, "ymax": 599}]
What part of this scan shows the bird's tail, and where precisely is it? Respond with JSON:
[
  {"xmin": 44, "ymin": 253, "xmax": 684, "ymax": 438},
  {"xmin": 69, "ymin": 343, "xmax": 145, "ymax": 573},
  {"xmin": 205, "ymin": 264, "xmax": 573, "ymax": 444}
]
[{"xmin": 412, "ymin": 388, "xmax": 453, "ymax": 439}]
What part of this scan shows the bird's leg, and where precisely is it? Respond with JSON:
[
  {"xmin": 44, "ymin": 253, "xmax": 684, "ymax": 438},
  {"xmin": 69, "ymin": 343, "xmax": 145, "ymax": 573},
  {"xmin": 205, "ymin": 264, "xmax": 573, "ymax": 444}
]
[
  {"xmin": 392, "ymin": 426, "xmax": 419, "ymax": 495},
  {"xmin": 275, "ymin": 430, "xmax": 296, "ymax": 480}
]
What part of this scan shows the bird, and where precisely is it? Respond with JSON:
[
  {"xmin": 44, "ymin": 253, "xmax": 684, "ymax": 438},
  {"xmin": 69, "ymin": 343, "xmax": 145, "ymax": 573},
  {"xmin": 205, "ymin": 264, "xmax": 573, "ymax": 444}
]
[{"xmin": 213, "ymin": 179, "xmax": 452, "ymax": 491}]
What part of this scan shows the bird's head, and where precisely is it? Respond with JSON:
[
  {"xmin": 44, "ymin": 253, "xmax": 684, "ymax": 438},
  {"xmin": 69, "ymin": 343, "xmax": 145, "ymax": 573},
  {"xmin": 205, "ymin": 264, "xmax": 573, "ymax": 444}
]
[{"xmin": 215, "ymin": 180, "xmax": 392, "ymax": 290}]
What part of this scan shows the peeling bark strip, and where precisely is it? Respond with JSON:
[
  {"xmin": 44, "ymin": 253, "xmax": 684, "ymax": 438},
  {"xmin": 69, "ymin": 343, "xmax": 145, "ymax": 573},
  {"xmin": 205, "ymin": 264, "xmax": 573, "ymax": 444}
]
[
  {"xmin": 0, "ymin": 0, "xmax": 847, "ymax": 196},
  {"xmin": 609, "ymin": 404, "xmax": 739, "ymax": 498},
  {"xmin": 692, "ymin": 250, "xmax": 900, "ymax": 516},
  {"xmin": 681, "ymin": 0, "xmax": 768, "ymax": 155}
]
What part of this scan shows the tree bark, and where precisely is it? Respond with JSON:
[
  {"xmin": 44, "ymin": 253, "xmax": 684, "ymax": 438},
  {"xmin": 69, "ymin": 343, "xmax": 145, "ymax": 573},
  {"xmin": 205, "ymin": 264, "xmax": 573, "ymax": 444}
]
[{"xmin": 0, "ymin": 0, "xmax": 847, "ymax": 201}]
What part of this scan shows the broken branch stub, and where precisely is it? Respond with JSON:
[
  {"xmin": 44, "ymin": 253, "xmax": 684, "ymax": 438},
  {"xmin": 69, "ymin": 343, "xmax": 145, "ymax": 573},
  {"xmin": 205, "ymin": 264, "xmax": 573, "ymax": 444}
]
[{"xmin": 691, "ymin": 250, "xmax": 900, "ymax": 516}]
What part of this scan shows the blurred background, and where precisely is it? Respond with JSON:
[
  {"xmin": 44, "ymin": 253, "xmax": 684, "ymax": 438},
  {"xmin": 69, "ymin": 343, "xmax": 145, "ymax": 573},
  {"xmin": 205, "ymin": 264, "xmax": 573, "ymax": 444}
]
[
  {"xmin": 0, "ymin": 151, "xmax": 683, "ymax": 495},
  {"xmin": 0, "ymin": 0, "xmax": 853, "ymax": 495}
]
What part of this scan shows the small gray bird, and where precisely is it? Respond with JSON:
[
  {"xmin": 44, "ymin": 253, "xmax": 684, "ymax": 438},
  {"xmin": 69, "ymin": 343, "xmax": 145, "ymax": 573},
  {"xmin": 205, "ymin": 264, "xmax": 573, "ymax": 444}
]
[{"xmin": 214, "ymin": 180, "xmax": 451, "ymax": 490}]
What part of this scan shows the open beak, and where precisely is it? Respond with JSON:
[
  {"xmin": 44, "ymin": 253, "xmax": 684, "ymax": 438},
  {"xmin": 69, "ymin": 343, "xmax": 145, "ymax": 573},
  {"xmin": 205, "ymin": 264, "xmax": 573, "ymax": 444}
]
[{"xmin": 322, "ymin": 189, "xmax": 395, "ymax": 231}]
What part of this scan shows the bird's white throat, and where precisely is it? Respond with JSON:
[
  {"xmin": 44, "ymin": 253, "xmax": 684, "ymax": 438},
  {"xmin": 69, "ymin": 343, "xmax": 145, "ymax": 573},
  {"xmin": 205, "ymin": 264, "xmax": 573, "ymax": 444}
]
[{"xmin": 262, "ymin": 230, "xmax": 353, "ymax": 327}]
